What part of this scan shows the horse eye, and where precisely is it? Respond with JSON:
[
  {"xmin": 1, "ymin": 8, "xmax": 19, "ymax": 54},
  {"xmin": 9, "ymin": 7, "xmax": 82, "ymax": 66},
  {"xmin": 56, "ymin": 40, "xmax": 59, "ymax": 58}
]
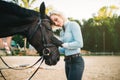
[
  {"xmin": 45, "ymin": 23, "xmax": 52, "ymax": 30},
  {"xmin": 47, "ymin": 26, "xmax": 52, "ymax": 30}
]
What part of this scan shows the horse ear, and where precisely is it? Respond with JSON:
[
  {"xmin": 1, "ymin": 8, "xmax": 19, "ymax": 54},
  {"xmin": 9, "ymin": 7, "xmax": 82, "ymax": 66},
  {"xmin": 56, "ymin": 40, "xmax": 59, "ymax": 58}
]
[{"xmin": 39, "ymin": 2, "xmax": 46, "ymax": 19}]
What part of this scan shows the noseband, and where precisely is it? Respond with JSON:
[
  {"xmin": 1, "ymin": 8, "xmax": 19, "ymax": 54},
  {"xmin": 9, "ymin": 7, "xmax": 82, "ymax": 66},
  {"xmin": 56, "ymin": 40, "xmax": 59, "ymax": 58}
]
[{"xmin": 28, "ymin": 18, "xmax": 56, "ymax": 55}]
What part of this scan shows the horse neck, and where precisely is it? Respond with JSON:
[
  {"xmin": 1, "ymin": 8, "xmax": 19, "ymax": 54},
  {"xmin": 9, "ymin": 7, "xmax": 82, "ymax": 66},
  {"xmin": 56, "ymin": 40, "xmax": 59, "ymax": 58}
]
[{"xmin": 0, "ymin": 17, "xmax": 38, "ymax": 38}]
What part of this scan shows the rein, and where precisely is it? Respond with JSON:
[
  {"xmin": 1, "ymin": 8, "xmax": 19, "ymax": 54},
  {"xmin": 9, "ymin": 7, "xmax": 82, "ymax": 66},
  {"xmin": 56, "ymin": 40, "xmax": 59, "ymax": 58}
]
[
  {"xmin": 0, "ymin": 18, "xmax": 56, "ymax": 80},
  {"xmin": 0, "ymin": 56, "xmax": 44, "ymax": 80}
]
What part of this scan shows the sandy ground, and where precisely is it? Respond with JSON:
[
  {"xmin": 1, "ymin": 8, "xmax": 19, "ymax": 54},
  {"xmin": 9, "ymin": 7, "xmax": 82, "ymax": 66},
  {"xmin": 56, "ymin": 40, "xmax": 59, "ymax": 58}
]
[{"xmin": 0, "ymin": 56, "xmax": 120, "ymax": 80}]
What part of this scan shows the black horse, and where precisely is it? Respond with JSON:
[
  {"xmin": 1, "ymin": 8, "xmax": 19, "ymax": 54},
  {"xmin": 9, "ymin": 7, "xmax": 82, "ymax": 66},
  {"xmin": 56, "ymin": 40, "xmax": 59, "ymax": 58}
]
[{"xmin": 0, "ymin": 1, "xmax": 60, "ymax": 65}]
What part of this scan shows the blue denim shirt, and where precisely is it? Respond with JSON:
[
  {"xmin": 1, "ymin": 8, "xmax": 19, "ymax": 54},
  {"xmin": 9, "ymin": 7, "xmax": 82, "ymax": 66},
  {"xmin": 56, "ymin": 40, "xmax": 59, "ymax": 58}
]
[{"xmin": 59, "ymin": 20, "xmax": 83, "ymax": 56}]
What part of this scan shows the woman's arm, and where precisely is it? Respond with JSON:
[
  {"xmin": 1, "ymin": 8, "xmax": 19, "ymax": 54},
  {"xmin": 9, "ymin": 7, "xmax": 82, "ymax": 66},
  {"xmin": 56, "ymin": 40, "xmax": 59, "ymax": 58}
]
[{"xmin": 62, "ymin": 22, "xmax": 83, "ymax": 49}]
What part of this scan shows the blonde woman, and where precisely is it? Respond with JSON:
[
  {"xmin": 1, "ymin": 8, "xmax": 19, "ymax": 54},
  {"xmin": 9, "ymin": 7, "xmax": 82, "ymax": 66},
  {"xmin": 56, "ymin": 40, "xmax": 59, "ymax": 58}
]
[{"xmin": 50, "ymin": 11, "xmax": 84, "ymax": 80}]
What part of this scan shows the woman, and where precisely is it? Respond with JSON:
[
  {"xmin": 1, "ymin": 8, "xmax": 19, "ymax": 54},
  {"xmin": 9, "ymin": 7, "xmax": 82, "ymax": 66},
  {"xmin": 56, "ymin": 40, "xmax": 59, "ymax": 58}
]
[{"xmin": 49, "ymin": 11, "xmax": 84, "ymax": 80}]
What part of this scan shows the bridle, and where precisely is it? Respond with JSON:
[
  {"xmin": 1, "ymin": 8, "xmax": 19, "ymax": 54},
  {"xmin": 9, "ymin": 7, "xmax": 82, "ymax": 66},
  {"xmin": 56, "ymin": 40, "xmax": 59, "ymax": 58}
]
[
  {"xmin": 28, "ymin": 18, "xmax": 56, "ymax": 56},
  {"xmin": 0, "ymin": 18, "xmax": 58, "ymax": 80}
]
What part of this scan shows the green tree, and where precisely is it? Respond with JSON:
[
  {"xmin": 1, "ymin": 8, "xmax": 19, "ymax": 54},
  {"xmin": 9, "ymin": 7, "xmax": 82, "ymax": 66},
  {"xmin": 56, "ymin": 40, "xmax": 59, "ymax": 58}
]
[
  {"xmin": 82, "ymin": 5, "xmax": 120, "ymax": 52},
  {"xmin": 93, "ymin": 5, "xmax": 119, "ymax": 52}
]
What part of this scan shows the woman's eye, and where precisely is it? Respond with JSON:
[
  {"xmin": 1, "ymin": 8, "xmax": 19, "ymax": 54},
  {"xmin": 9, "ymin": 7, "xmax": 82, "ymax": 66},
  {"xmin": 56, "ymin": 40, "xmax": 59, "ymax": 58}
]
[{"xmin": 54, "ymin": 18, "xmax": 58, "ymax": 21}]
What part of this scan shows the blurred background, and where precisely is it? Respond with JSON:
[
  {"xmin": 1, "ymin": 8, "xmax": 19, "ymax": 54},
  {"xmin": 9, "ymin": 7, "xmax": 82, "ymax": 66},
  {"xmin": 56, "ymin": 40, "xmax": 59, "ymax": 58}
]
[{"xmin": 0, "ymin": 0, "xmax": 120, "ymax": 56}]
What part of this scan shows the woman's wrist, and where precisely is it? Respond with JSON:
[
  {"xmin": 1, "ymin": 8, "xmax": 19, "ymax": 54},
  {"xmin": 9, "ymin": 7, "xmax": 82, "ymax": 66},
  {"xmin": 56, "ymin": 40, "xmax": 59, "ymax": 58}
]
[{"xmin": 62, "ymin": 43, "xmax": 69, "ymax": 48}]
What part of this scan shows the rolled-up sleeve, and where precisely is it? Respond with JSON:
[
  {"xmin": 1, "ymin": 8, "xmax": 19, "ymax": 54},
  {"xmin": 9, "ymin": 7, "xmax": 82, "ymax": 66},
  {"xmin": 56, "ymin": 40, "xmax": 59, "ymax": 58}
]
[{"xmin": 62, "ymin": 22, "xmax": 83, "ymax": 49}]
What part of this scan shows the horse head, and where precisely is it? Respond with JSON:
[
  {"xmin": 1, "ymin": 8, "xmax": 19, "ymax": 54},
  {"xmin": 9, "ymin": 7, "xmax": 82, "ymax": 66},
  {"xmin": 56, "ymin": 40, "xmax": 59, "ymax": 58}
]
[
  {"xmin": 0, "ymin": 1, "xmax": 60, "ymax": 66},
  {"xmin": 27, "ymin": 2, "xmax": 60, "ymax": 65}
]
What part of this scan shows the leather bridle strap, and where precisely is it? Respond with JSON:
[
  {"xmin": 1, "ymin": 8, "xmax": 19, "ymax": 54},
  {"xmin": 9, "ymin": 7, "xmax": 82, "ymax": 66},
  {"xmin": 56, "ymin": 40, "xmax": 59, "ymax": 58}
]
[{"xmin": 29, "ymin": 19, "xmax": 41, "ymax": 40}]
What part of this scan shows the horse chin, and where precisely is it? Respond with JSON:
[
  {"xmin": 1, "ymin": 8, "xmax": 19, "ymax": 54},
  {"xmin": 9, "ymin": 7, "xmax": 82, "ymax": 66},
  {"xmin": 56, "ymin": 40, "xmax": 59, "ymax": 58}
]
[
  {"xmin": 44, "ymin": 52, "xmax": 60, "ymax": 66},
  {"xmin": 45, "ymin": 57, "xmax": 59, "ymax": 66}
]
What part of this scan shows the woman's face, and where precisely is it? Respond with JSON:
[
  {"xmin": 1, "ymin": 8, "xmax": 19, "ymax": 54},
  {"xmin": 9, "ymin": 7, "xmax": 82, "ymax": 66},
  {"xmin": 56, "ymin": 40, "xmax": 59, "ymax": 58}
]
[{"xmin": 50, "ymin": 15, "xmax": 64, "ymax": 27}]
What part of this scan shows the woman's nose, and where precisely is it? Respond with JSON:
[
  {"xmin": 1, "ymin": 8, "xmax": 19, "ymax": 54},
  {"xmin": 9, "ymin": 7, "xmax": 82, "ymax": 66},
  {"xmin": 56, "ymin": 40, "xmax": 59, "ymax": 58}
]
[{"xmin": 54, "ymin": 22, "xmax": 58, "ymax": 26}]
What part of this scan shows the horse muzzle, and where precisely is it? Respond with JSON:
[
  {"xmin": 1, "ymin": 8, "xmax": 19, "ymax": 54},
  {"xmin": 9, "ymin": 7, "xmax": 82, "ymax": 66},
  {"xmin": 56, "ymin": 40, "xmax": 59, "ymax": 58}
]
[{"xmin": 42, "ymin": 48, "xmax": 60, "ymax": 65}]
